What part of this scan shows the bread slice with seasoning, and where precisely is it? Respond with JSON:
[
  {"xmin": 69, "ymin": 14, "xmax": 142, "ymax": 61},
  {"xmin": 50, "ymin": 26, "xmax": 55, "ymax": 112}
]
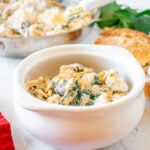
[
  {"xmin": 95, "ymin": 27, "xmax": 150, "ymax": 99},
  {"xmin": 95, "ymin": 27, "xmax": 150, "ymax": 73}
]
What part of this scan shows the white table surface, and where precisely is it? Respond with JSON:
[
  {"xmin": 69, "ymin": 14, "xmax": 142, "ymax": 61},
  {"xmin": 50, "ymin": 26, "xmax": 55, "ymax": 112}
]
[{"xmin": 0, "ymin": 26, "xmax": 150, "ymax": 150}]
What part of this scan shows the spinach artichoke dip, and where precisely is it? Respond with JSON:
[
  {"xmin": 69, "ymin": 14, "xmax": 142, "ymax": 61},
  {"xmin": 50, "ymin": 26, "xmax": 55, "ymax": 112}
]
[
  {"xmin": 26, "ymin": 63, "xmax": 129, "ymax": 106},
  {"xmin": 0, "ymin": 0, "xmax": 93, "ymax": 38}
]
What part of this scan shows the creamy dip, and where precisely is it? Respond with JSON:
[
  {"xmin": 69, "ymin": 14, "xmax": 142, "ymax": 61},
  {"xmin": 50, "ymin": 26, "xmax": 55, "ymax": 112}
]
[
  {"xmin": 0, "ymin": 0, "xmax": 93, "ymax": 38},
  {"xmin": 26, "ymin": 63, "xmax": 129, "ymax": 106}
]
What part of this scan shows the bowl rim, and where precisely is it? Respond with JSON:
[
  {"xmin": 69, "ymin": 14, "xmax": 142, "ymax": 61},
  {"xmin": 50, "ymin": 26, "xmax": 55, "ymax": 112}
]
[{"xmin": 14, "ymin": 44, "xmax": 145, "ymax": 112}]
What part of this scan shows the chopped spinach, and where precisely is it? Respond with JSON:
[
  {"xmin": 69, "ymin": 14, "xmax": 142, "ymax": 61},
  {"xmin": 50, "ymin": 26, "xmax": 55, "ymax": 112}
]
[
  {"xmin": 76, "ymin": 89, "xmax": 82, "ymax": 100},
  {"xmin": 54, "ymin": 80, "xmax": 68, "ymax": 96},
  {"xmin": 21, "ymin": 21, "xmax": 31, "ymax": 30},
  {"xmin": 59, "ymin": 79, "xmax": 97, "ymax": 106},
  {"xmin": 60, "ymin": 90, "xmax": 77, "ymax": 105},
  {"xmin": 92, "ymin": 75, "xmax": 101, "ymax": 85},
  {"xmin": 86, "ymin": 100, "xmax": 94, "ymax": 106},
  {"xmin": 70, "ymin": 64, "xmax": 84, "ymax": 72},
  {"xmin": 73, "ymin": 80, "xmax": 79, "ymax": 90},
  {"xmin": 80, "ymin": 89, "xmax": 95, "ymax": 100},
  {"xmin": 69, "ymin": 14, "xmax": 80, "ymax": 21}
]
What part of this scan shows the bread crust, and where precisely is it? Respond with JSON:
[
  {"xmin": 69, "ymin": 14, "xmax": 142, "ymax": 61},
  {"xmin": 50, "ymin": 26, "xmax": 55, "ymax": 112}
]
[{"xmin": 95, "ymin": 27, "xmax": 150, "ymax": 73}]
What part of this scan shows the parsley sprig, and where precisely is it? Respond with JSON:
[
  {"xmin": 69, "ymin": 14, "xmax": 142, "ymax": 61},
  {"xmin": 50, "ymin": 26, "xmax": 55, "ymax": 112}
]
[{"xmin": 95, "ymin": 2, "xmax": 150, "ymax": 34}]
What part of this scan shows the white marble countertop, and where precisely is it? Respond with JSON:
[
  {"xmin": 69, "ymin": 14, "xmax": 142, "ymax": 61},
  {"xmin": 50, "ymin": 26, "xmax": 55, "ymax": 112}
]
[{"xmin": 0, "ymin": 26, "xmax": 150, "ymax": 150}]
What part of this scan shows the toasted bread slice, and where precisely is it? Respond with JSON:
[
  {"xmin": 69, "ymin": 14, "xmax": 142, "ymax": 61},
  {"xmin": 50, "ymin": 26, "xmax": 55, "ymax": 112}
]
[{"xmin": 95, "ymin": 27, "xmax": 150, "ymax": 73}]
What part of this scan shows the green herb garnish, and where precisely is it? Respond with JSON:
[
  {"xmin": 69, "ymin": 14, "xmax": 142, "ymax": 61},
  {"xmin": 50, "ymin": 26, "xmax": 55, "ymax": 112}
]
[{"xmin": 95, "ymin": 1, "xmax": 150, "ymax": 34}]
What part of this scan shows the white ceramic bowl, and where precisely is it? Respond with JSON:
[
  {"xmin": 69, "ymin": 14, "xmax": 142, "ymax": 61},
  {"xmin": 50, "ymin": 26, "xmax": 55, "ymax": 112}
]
[{"xmin": 14, "ymin": 44, "xmax": 145, "ymax": 150}]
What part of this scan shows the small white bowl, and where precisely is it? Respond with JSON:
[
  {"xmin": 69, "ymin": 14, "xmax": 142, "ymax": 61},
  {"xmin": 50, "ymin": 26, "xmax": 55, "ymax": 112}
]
[{"xmin": 14, "ymin": 44, "xmax": 145, "ymax": 150}]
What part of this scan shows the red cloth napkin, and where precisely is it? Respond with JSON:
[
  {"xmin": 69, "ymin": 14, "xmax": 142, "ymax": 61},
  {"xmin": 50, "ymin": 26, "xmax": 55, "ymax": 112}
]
[{"xmin": 0, "ymin": 113, "xmax": 15, "ymax": 150}]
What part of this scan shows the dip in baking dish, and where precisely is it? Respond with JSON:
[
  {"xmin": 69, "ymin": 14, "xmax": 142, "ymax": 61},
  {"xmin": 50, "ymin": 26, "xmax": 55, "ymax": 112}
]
[
  {"xmin": 26, "ymin": 63, "xmax": 129, "ymax": 106},
  {"xmin": 0, "ymin": 0, "xmax": 93, "ymax": 38}
]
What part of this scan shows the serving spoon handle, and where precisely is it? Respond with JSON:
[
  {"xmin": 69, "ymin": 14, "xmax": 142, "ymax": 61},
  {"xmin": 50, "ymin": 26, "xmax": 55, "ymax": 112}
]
[
  {"xmin": 80, "ymin": 0, "xmax": 113, "ymax": 11},
  {"xmin": 68, "ymin": 0, "xmax": 113, "ymax": 17}
]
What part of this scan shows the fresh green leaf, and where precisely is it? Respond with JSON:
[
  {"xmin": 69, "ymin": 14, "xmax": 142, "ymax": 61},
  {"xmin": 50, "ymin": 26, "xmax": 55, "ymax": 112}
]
[
  {"xmin": 96, "ymin": 18, "xmax": 118, "ymax": 28},
  {"xmin": 100, "ymin": 1, "xmax": 121, "ymax": 19},
  {"xmin": 134, "ymin": 15, "xmax": 150, "ymax": 34},
  {"xmin": 95, "ymin": 1, "xmax": 150, "ymax": 34},
  {"xmin": 136, "ymin": 10, "xmax": 150, "ymax": 17},
  {"xmin": 115, "ymin": 8, "xmax": 137, "ymax": 28}
]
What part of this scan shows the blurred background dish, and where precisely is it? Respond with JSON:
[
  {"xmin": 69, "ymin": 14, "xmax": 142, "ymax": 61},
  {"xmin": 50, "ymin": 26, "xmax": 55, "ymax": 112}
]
[{"xmin": 0, "ymin": 0, "xmax": 99, "ymax": 57}]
